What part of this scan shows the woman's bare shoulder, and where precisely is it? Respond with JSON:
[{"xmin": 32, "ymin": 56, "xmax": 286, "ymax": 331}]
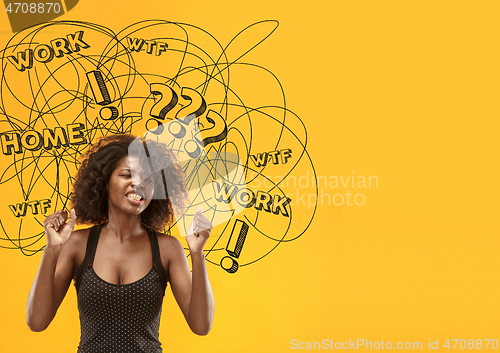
[
  {"xmin": 60, "ymin": 226, "xmax": 93, "ymax": 255},
  {"xmin": 156, "ymin": 232, "xmax": 187, "ymax": 260},
  {"xmin": 157, "ymin": 232, "xmax": 183, "ymax": 248},
  {"xmin": 68, "ymin": 227, "xmax": 92, "ymax": 243},
  {"xmin": 56, "ymin": 227, "xmax": 95, "ymax": 278}
]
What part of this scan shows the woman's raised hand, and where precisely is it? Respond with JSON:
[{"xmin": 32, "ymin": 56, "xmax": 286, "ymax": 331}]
[
  {"xmin": 186, "ymin": 206, "xmax": 212, "ymax": 254},
  {"xmin": 43, "ymin": 209, "xmax": 77, "ymax": 247}
]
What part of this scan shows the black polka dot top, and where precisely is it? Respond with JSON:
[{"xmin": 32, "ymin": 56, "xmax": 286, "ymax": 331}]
[{"xmin": 74, "ymin": 224, "xmax": 169, "ymax": 353}]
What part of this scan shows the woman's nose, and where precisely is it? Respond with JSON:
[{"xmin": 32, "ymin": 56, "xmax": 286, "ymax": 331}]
[{"xmin": 131, "ymin": 174, "xmax": 144, "ymax": 188}]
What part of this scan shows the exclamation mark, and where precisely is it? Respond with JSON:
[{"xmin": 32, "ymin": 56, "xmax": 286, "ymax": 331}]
[
  {"xmin": 86, "ymin": 70, "xmax": 118, "ymax": 120},
  {"xmin": 220, "ymin": 219, "xmax": 248, "ymax": 273}
]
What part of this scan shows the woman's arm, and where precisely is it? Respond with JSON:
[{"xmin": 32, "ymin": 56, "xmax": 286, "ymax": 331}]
[
  {"xmin": 27, "ymin": 209, "xmax": 77, "ymax": 332},
  {"xmin": 167, "ymin": 207, "xmax": 215, "ymax": 335}
]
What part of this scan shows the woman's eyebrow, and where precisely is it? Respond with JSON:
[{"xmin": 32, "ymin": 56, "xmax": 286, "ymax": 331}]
[{"xmin": 122, "ymin": 168, "xmax": 145, "ymax": 173}]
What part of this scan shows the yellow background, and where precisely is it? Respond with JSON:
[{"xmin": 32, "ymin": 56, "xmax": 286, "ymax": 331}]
[{"xmin": 1, "ymin": 1, "xmax": 499, "ymax": 352}]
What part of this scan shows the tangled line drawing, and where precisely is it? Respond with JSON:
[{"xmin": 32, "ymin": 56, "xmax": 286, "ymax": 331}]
[{"xmin": 0, "ymin": 20, "xmax": 317, "ymax": 273}]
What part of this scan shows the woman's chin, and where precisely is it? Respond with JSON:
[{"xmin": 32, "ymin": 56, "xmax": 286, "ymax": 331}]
[{"xmin": 134, "ymin": 200, "xmax": 152, "ymax": 215}]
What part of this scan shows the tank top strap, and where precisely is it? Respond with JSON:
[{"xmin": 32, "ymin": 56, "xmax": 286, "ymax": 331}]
[
  {"xmin": 75, "ymin": 224, "xmax": 103, "ymax": 293},
  {"xmin": 148, "ymin": 228, "xmax": 169, "ymax": 293}
]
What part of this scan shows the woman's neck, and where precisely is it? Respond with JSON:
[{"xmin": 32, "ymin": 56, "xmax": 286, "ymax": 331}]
[{"xmin": 105, "ymin": 210, "xmax": 144, "ymax": 242}]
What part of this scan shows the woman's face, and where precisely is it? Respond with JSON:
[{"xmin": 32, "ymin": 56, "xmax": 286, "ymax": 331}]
[{"xmin": 107, "ymin": 155, "xmax": 155, "ymax": 215}]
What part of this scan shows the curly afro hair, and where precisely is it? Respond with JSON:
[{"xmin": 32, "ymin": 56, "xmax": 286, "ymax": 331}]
[{"xmin": 71, "ymin": 134, "xmax": 187, "ymax": 232}]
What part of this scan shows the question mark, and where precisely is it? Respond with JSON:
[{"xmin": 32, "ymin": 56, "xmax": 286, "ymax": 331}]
[
  {"xmin": 146, "ymin": 83, "xmax": 179, "ymax": 135},
  {"xmin": 180, "ymin": 110, "xmax": 228, "ymax": 159},
  {"xmin": 196, "ymin": 110, "xmax": 228, "ymax": 147},
  {"xmin": 175, "ymin": 87, "xmax": 207, "ymax": 124},
  {"xmin": 170, "ymin": 87, "xmax": 208, "ymax": 152},
  {"xmin": 163, "ymin": 86, "xmax": 226, "ymax": 158}
]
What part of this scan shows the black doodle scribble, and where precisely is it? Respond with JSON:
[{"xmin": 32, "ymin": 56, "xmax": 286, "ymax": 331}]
[{"xmin": 0, "ymin": 20, "xmax": 317, "ymax": 272}]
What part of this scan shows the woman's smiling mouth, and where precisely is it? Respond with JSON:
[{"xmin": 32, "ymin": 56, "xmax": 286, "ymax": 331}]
[{"xmin": 126, "ymin": 191, "xmax": 144, "ymax": 203}]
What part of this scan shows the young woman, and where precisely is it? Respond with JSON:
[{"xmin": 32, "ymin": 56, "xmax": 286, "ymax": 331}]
[{"xmin": 26, "ymin": 134, "xmax": 214, "ymax": 352}]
